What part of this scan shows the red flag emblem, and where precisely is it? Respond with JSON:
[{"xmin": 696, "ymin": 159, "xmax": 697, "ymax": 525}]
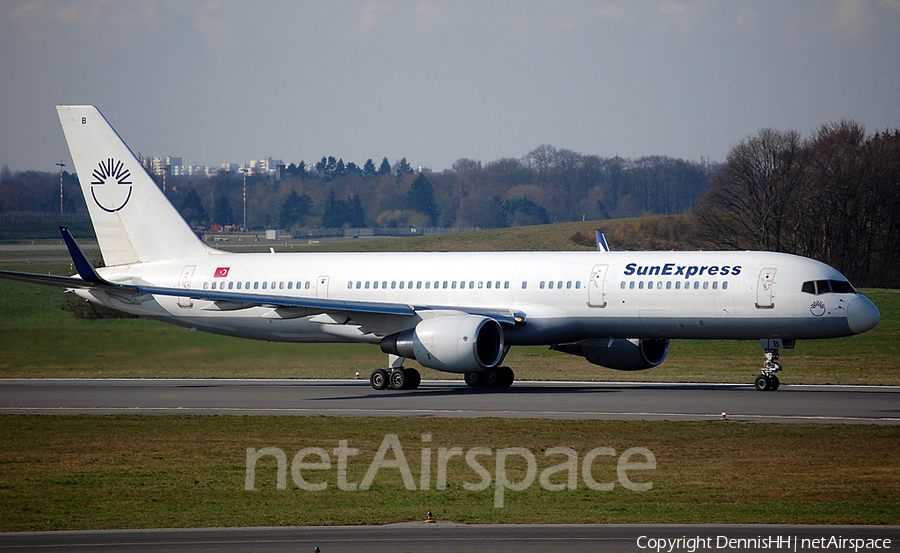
[{"xmin": 214, "ymin": 267, "xmax": 230, "ymax": 278}]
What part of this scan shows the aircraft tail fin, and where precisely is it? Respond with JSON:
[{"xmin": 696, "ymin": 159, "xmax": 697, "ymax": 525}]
[{"xmin": 56, "ymin": 105, "xmax": 215, "ymax": 266}]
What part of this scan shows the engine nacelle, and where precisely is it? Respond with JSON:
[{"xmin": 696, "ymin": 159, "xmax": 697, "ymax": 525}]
[
  {"xmin": 381, "ymin": 315, "xmax": 504, "ymax": 373},
  {"xmin": 552, "ymin": 338, "xmax": 669, "ymax": 371}
]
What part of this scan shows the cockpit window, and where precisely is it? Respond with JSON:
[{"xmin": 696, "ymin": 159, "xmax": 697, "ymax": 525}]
[{"xmin": 801, "ymin": 279, "xmax": 856, "ymax": 295}]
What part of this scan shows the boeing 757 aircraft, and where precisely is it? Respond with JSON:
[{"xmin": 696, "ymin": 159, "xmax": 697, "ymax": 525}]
[{"xmin": 0, "ymin": 106, "xmax": 881, "ymax": 391}]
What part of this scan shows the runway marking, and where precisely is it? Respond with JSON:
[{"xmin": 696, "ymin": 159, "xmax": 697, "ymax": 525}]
[{"xmin": 1, "ymin": 406, "xmax": 898, "ymax": 423}]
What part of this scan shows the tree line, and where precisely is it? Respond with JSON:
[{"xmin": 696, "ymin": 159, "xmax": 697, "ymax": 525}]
[
  {"xmin": 0, "ymin": 147, "xmax": 712, "ymax": 232},
  {"xmin": 696, "ymin": 121, "xmax": 900, "ymax": 288},
  {"xmin": 5, "ymin": 121, "xmax": 897, "ymax": 288}
]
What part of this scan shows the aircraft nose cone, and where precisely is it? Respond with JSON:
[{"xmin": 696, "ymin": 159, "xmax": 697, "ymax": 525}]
[{"xmin": 847, "ymin": 296, "xmax": 880, "ymax": 334}]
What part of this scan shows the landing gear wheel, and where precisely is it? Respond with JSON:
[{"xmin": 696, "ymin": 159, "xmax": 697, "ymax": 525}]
[
  {"xmin": 405, "ymin": 368, "xmax": 421, "ymax": 390},
  {"xmin": 464, "ymin": 372, "xmax": 481, "ymax": 388},
  {"xmin": 769, "ymin": 374, "xmax": 780, "ymax": 391},
  {"xmin": 389, "ymin": 368, "xmax": 407, "ymax": 390},
  {"xmin": 370, "ymin": 369, "xmax": 388, "ymax": 390},
  {"xmin": 754, "ymin": 374, "xmax": 771, "ymax": 391},
  {"xmin": 484, "ymin": 369, "xmax": 501, "ymax": 387},
  {"xmin": 498, "ymin": 367, "xmax": 515, "ymax": 387}
]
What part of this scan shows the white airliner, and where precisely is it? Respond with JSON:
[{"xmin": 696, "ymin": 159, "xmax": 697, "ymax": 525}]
[{"xmin": 0, "ymin": 106, "xmax": 881, "ymax": 391}]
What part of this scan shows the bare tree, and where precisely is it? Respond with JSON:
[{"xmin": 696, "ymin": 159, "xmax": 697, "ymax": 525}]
[{"xmin": 696, "ymin": 128, "xmax": 809, "ymax": 252}]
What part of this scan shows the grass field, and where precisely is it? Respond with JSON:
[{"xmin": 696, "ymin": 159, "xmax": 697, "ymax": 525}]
[
  {"xmin": 1, "ymin": 258, "xmax": 896, "ymax": 384},
  {"xmin": 1, "ymin": 416, "xmax": 897, "ymax": 531}
]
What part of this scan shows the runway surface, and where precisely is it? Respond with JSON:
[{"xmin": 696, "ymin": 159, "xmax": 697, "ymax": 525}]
[
  {"xmin": 2, "ymin": 378, "xmax": 899, "ymax": 424},
  {"xmin": 1, "ymin": 523, "xmax": 897, "ymax": 553}
]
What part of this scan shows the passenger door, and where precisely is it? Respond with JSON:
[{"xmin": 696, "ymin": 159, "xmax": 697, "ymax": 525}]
[
  {"xmin": 588, "ymin": 264, "xmax": 608, "ymax": 308},
  {"xmin": 755, "ymin": 268, "xmax": 776, "ymax": 309}
]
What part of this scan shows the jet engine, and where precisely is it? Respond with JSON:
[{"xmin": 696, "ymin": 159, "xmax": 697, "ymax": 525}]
[
  {"xmin": 381, "ymin": 315, "xmax": 504, "ymax": 373},
  {"xmin": 551, "ymin": 338, "xmax": 669, "ymax": 371}
]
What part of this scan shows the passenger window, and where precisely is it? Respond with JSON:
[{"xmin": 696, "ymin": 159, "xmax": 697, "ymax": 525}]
[
  {"xmin": 279, "ymin": 282, "xmax": 284, "ymax": 289},
  {"xmin": 469, "ymin": 281, "xmax": 474, "ymax": 289},
  {"xmin": 286, "ymin": 282, "xmax": 291, "ymax": 290},
  {"xmin": 657, "ymin": 281, "xmax": 662, "ymax": 289},
  {"xmin": 648, "ymin": 281, "xmax": 653, "ymax": 290},
  {"xmin": 443, "ymin": 281, "xmax": 448, "ymax": 289},
  {"xmin": 723, "ymin": 281, "xmax": 728, "ymax": 290},
  {"xmin": 373, "ymin": 281, "xmax": 379, "ymax": 289},
  {"xmin": 693, "ymin": 281, "xmax": 699, "ymax": 289},
  {"xmin": 399, "ymin": 281, "xmax": 404, "ymax": 289},
  {"xmin": 487, "ymin": 281, "xmax": 492, "ymax": 289},
  {"xmin": 540, "ymin": 281, "xmax": 546, "ymax": 289},
  {"xmin": 305, "ymin": 281, "xmax": 310, "ymax": 289},
  {"xmin": 629, "ymin": 281, "xmax": 635, "ymax": 289},
  {"xmin": 712, "ymin": 281, "xmax": 718, "ymax": 289},
  {"xmin": 391, "ymin": 281, "xmax": 397, "ymax": 289},
  {"xmin": 478, "ymin": 281, "xmax": 483, "ymax": 289},
  {"xmin": 425, "ymin": 281, "xmax": 430, "ymax": 289},
  {"xmin": 451, "ymin": 281, "xmax": 457, "ymax": 289},
  {"xmin": 203, "ymin": 282, "xmax": 209, "ymax": 290},
  {"xmin": 675, "ymin": 281, "xmax": 681, "ymax": 290},
  {"xmin": 211, "ymin": 282, "xmax": 217, "ymax": 290},
  {"xmin": 347, "ymin": 281, "xmax": 352, "ymax": 289},
  {"xmin": 702, "ymin": 282, "xmax": 708, "ymax": 289},
  {"xmin": 666, "ymin": 281, "xmax": 672, "ymax": 290},
  {"xmin": 365, "ymin": 281, "xmax": 370, "ymax": 289},
  {"xmin": 639, "ymin": 281, "xmax": 644, "ymax": 289},
  {"xmin": 356, "ymin": 281, "xmax": 362, "ymax": 289},
  {"xmin": 575, "ymin": 281, "xmax": 581, "ymax": 289},
  {"xmin": 620, "ymin": 281, "xmax": 626, "ymax": 289},
  {"xmin": 417, "ymin": 281, "xmax": 422, "ymax": 289},
  {"xmin": 549, "ymin": 281, "xmax": 554, "ymax": 289},
  {"xmin": 245, "ymin": 281, "xmax": 250, "ymax": 289},
  {"xmin": 557, "ymin": 281, "xmax": 563, "ymax": 289},
  {"xmin": 503, "ymin": 281, "xmax": 508, "ymax": 289},
  {"xmin": 435, "ymin": 281, "xmax": 440, "ymax": 289},
  {"xmin": 295, "ymin": 281, "xmax": 301, "ymax": 289},
  {"xmin": 237, "ymin": 282, "xmax": 243, "ymax": 290},
  {"xmin": 521, "ymin": 281, "xmax": 527, "ymax": 289},
  {"xmin": 228, "ymin": 281, "xmax": 234, "ymax": 290},
  {"xmin": 262, "ymin": 282, "xmax": 268, "ymax": 290}
]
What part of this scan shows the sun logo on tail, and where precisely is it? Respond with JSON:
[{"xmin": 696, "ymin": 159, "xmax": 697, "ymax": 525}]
[{"xmin": 90, "ymin": 158, "xmax": 133, "ymax": 212}]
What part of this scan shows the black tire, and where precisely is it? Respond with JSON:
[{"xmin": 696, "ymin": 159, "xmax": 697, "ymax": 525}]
[
  {"xmin": 371, "ymin": 369, "xmax": 389, "ymax": 390},
  {"xmin": 498, "ymin": 367, "xmax": 515, "ymax": 387},
  {"xmin": 405, "ymin": 368, "xmax": 421, "ymax": 390},
  {"xmin": 389, "ymin": 368, "xmax": 407, "ymax": 390},
  {"xmin": 770, "ymin": 375, "xmax": 780, "ymax": 391},
  {"xmin": 484, "ymin": 369, "xmax": 501, "ymax": 387},
  {"xmin": 754, "ymin": 374, "xmax": 771, "ymax": 391},
  {"xmin": 464, "ymin": 372, "xmax": 481, "ymax": 387}
]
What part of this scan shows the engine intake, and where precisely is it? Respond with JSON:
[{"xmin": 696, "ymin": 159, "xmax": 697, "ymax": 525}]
[
  {"xmin": 552, "ymin": 338, "xmax": 669, "ymax": 371},
  {"xmin": 381, "ymin": 315, "xmax": 504, "ymax": 373}
]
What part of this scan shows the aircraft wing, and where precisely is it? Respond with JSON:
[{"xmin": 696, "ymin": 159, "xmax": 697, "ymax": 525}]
[{"xmin": 0, "ymin": 227, "xmax": 521, "ymax": 326}]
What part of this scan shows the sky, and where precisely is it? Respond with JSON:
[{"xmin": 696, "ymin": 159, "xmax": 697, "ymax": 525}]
[{"xmin": 2, "ymin": 0, "xmax": 900, "ymax": 173}]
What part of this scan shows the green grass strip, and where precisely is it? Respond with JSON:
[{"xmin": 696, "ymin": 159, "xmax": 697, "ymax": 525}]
[{"xmin": 1, "ymin": 416, "xmax": 898, "ymax": 531}]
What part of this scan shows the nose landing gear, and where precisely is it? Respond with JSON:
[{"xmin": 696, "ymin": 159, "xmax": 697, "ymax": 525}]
[{"xmin": 754, "ymin": 339, "xmax": 793, "ymax": 391}]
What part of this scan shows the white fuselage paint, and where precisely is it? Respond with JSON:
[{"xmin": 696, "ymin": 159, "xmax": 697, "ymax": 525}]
[{"xmin": 81, "ymin": 249, "xmax": 863, "ymax": 345}]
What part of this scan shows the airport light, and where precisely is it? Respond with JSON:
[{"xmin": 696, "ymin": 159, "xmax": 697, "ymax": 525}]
[
  {"xmin": 56, "ymin": 161, "xmax": 65, "ymax": 214},
  {"xmin": 241, "ymin": 167, "xmax": 248, "ymax": 231}
]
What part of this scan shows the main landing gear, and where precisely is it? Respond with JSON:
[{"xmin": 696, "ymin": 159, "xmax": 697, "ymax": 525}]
[
  {"xmin": 464, "ymin": 367, "xmax": 515, "ymax": 388},
  {"xmin": 754, "ymin": 339, "xmax": 792, "ymax": 391},
  {"xmin": 370, "ymin": 367, "xmax": 421, "ymax": 390}
]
